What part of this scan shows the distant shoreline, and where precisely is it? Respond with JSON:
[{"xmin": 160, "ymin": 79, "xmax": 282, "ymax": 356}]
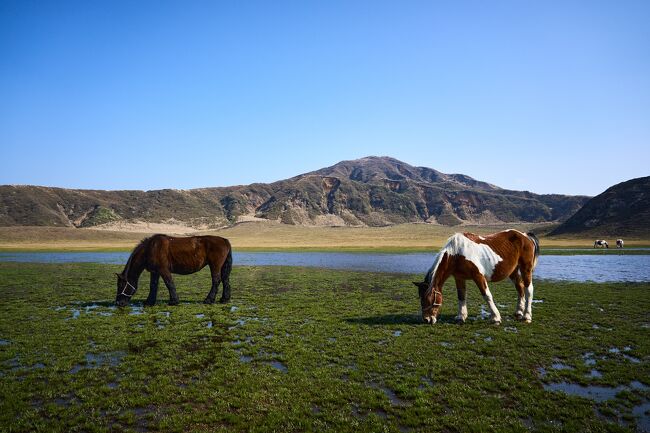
[{"xmin": 1, "ymin": 222, "xmax": 648, "ymax": 253}]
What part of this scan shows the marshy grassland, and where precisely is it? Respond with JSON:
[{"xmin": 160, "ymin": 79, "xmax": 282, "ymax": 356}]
[
  {"xmin": 1, "ymin": 262, "xmax": 648, "ymax": 432},
  {"xmin": 1, "ymin": 222, "xmax": 648, "ymax": 252}
]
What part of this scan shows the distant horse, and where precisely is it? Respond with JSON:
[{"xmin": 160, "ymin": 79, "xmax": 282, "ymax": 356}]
[
  {"xmin": 115, "ymin": 234, "xmax": 232, "ymax": 307},
  {"xmin": 594, "ymin": 240, "xmax": 609, "ymax": 249},
  {"xmin": 413, "ymin": 230, "xmax": 539, "ymax": 325},
  {"xmin": 616, "ymin": 239, "xmax": 624, "ymax": 249}
]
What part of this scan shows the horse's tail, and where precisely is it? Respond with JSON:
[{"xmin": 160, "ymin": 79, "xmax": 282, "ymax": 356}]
[
  {"xmin": 221, "ymin": 242, "xmax": 233, "ymax": 283},
  {"xmin": 526, "ymin": 232, "xmax": 540, "ymax": 269}
]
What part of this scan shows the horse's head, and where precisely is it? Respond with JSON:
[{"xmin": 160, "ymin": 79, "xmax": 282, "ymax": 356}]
[
  {"xmin": 115, "ymin": 272, "xmax": 137, "ymax": 307},
  {"xmin": 413, "ymin": 280, "xmax": 442, "ymax": 324}
]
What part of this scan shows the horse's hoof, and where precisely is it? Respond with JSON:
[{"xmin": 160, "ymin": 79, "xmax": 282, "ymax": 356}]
[
  {"xmin": 490, "ymin": 318, "xmax": 502, "ymax": 325},
  {"xmin": 515, "ymin": 313, "xmax": 524, "ymax": 321},
  {"xmin": 219, "ymin": 297, "xmax": 230, "ymax": 304},
  {"xmin": 524, "ymin": 318, "xmax": 532, "ymax": 324},
  {"xmin": 455, "ymin": 317, "xmax": 466, "ymax": 325},
  {"xmin": 168, "ymin": 300, "xmax": 179, "ymax": 306},
  {"xmin": 203, "ymin": 298, "xmax": 215, "ymax": 305}
]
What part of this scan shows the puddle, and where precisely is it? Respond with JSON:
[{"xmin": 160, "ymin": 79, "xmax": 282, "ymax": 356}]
[
  {"xmin": 328, "ymin": 337, "xmax": 337, "ymax": 342},
  {"xmin": 632, "ymin": 402, "xmax": 650, "ymax": 432},
  {"xmin": 69, "ymin": 351, "xmax": 126, "ymax": 373},
  {"xmin": 239, "ymin": 354, "xmax": 253, "ymax": 363},
  {"xmin": 228, "ymin": 317, "xmax": 267, "ymax": 330},
  {"xmin": 583, "ymin": 352, "xmax": 597, "ymax": 366},
  {"xmin": 623, "ymin": 354, "xmax": 641, "ymax": 364},
  {"xmin": 0, "ymin": 339, "xmax": 10, "ymax": 346},
  {"xmin": 484, "ymin": 336, "xmax": 493, "ymax": 342},
  {"xmin": 159, "ymin": 311, "xmax": 170, "ymax": 318},
  {"xmin": 230, "ymin": 306, "xmax": 238, "ymax": 313},
  {"xmin": 129, "ymin": 306, "xmax": 144, "ymax": 315},
  {"xmin": 609, "ymin": 347, "xmax": 641, "ymax": 363},
  {"xmin": 586, "ymin": 369, "xmax": 603, "ymax": 379},
  {"xmin": 478, "ymin": 305, "xmax": 490, "ymax": 320},
  {"xmin": 393, "ymin": 330, "xmax": 402, "ymax": 337},
  {"xmin": 551, "ymin": 361, "xmax": 573, "ymax": 371},
  {"xmin": 504, "ymin": 327, "xmax": 518, "ymax": 333},
  {"xmin": 107, "ymin": 382, "xmax": 119, "ymax": 389},
  {"xmin": 369, "ymin": 383, "xmax": 408, "ymax": 407},
  {"xmin": 420, "ymin": 376, "xmax": 434, "ymax": 388},
  {"xmin": 544, "ymin": 381, "xmax": 648, "ymax": 402},
  {"xmin": 532, "ymin": 299, "xmax": 544, "ymax": 303},
  {"xmin": 267, "ymin": 360, "xmax": 288, "ymax": 373},
  {"xmin": 66, "ymin": 309, "xmax": 81, "ymax": 320},
  {"xmin": 206, "ymin": 321, "xmax": 213, "ymax": 329},
  {"xmin": 195, "ymin": 314, "xmax": 205, "ymax": 319},
  {"xmin": 439, "ymin": 341, "xmax": 452, "ymax": 348},
  {"xmin": 232, "ymin": 336, "xmax": 253, "ymax": 346},
  {"xmin": 538, "ymin": 360, "xmax": 573, "ymax": 378}
]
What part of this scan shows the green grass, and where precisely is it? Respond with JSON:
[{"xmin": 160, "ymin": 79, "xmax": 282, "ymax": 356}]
[{"xmin": 0, "ymin": 263, "xmax": 649, "ymax": 432}]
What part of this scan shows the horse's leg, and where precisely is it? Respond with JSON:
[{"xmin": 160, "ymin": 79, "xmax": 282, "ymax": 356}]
[
  {"xmin": 521, "ymin": 265, "xmax": 534, "ymax": 323},
  {"xmin": 144, "ymin": 272, "xmax": 160, "ymax": 306},
  {"xmin": 219, "ymin": 250, "xmax": 232, "ymax": 303},
  {"xmin": 161, "ymin": 272, "xmax": 179, "ymax": 306},
  {"xmin": 510, "ymin": 270, "xmax": 526, "ymax": 320},
  {"xmin": 473, "ymin": 274, "xmax": 501, "ymax": 324},
  {"xmin": 203, "ymin": 264, "xmax": 221, "ymax": 304},
  {"xmin": 454, "ymin": 277, "xmax": 468, "ymax": 323}
]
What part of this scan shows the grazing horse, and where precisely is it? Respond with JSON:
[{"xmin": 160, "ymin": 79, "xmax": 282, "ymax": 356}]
[
  {"xmin": 616, "ymin": 239, "xmax": 624, "ymax": 249},
  {"xmin": 594, "ymin": 240, "xmax": 609, "ymax": 249},
  {"xmin": 413, "ymin": 230, "xmax": 539, "ymax": 325},
  {"xmin": 115, "ymin": 234, "xmax": 232, "ymax": 307}
]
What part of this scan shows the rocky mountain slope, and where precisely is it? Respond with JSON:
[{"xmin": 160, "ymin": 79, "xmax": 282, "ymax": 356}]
[
  {"xmin": 550, "ymin": 176, "xmax": 650, "ymax": 237},
  {"xmin": 0, "ymin": 156, "xmax": 589, "ymax": 228}
]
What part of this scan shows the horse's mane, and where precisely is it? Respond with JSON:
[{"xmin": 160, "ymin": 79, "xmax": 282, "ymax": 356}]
[{"xmin": 122, "ymin": 235, "xmax": 162, "ymax": 276}]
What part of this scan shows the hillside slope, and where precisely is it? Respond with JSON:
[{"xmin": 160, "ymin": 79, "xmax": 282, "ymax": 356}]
[
  {"xmin": 550, "ymin": 176, "xmax": 650, "ymax": 237},
  {"xmin": 0, "ymin": 156, "xmax": 589, "ymax": 228}
]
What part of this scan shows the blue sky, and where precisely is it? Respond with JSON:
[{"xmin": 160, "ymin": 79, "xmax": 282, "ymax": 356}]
[{"xmin": 1, "ymin": 1, "xmax": 648, "ymax": 196}]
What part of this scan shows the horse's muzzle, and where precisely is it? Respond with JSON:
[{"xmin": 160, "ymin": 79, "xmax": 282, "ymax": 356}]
[
  {"xmin": 115, "ymin": 298, "xmax": 128, "ymax": 307},
  {"xmin": 423, "ymin": 315, "xmax": 437, "ymax": 324}
]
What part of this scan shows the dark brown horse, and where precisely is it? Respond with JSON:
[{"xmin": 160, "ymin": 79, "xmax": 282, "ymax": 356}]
[
  {"xmin": 115, "ymin": 234, "xmax": 232, "ymax": 307},
  {"xmin": 413, "ymin": 230, "xmax": 539, "ymax": 325}
]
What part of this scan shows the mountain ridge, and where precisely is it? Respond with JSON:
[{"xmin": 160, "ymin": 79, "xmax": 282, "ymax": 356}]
[
  {"xmin": 0, "ymin": 156, "xmax": 590, "ymax": 229},
  {"xmin": 550, "ymin": 176, "xmax": 650, "ymax": 237}
]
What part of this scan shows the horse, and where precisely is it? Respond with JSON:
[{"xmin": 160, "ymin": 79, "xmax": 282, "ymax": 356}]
[
  {"xmin": 594, "ymin": 240, "xmax": 609, "ymax": 248},
  {"xmin": 413, "ymin": 230, "xmax": 539, "ymax": 325},
  {"xmin": 115, "ymin": 234, "xmax": 232, "ymax": 307},
  {"xmin": 616, "ymin": 239, "xmax": 624, "ymax": 249}
]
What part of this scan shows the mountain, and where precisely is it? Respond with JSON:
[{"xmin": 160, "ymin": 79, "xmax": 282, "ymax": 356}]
[
  {"xmin": 550, "ymin": 176, "xmax": 650, "ymax": 237},
  {"xmin": 0, "ymin": 156, "xmax": 589, "ymax": 229}
]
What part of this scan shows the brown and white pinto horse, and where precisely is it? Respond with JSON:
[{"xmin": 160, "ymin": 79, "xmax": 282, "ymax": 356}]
[
  {"xmin": 594, "ymin": 240, "xmax": 609, "ymax": 248},
  {"xmin": 413, "ymin": 230, "xmax": 539, "ymax": 325}
]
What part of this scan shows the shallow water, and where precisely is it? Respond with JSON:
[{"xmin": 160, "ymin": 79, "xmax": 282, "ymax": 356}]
[{"xmin": 1, "ymin": 251, "xmax": 649, "ymax": 282}]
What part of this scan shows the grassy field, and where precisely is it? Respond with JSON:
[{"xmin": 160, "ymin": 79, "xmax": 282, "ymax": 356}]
[
  {"xmin": 0, "ymin": 262, "xmax": 648, "ymax": 432},
  {"xmin": 1, "ymin": 223, "xmax": 648, "ymax": 252}
]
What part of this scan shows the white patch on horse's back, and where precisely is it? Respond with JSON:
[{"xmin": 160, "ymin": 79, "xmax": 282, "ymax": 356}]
[{"xmin": 440, "ymin": 233, "xmax": 503, "ymax": 279}]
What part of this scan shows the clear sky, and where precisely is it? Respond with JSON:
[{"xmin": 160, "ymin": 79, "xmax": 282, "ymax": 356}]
[{"xmin": 1, "ymin": 1, "xmax": 648, "ymax": 196}]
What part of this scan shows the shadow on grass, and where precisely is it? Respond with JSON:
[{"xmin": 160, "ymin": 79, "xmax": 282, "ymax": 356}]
[
  {"xmin": 345, "ymin": 314, "xmax": 421, "ymax": 326},
  {"xmin": 345, "ymin": 313, "xmax": 461, "ymax": 326}
]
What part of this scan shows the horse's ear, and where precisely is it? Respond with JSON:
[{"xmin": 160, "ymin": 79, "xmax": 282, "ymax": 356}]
[
  {"xmin": 115, "ymin": 273, "xmax": 121, "ymax": 278},
  {"xmin": 412, "ymin": 282, "xmax": 420, "ymax": 287}
]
